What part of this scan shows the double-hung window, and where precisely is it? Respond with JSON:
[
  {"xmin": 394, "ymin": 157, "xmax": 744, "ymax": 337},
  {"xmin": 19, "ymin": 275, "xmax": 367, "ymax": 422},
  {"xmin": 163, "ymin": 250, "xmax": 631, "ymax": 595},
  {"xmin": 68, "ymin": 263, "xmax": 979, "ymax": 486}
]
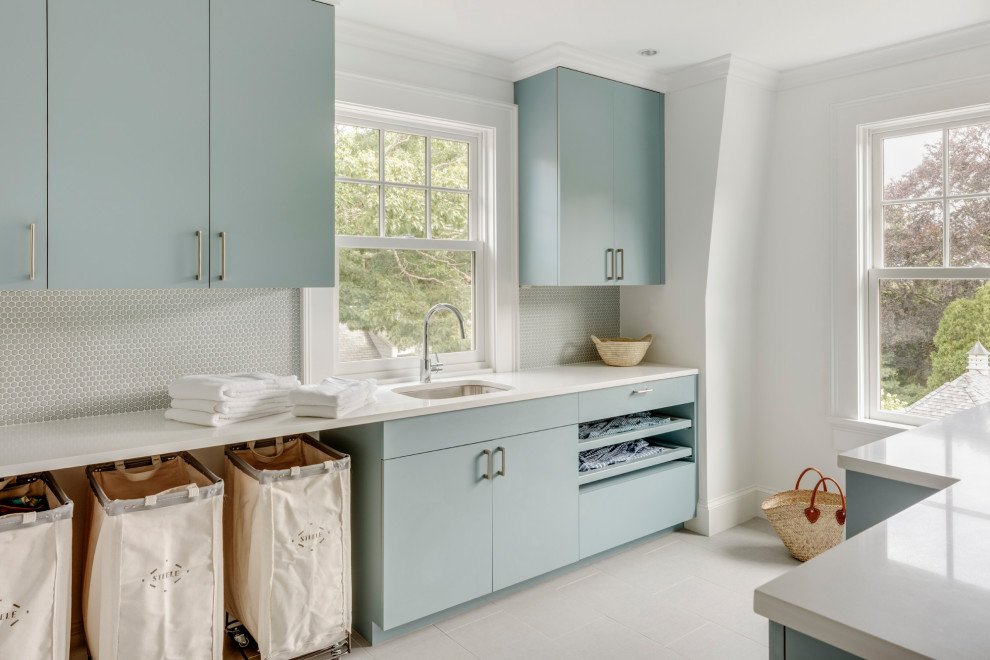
[
  {"xmin": 868, "ymin": 112, "xmax": 990, "ymax": 422},
  {"xmin": 333, "ymin": 107, "xmax": 489, "ymax": 377}
]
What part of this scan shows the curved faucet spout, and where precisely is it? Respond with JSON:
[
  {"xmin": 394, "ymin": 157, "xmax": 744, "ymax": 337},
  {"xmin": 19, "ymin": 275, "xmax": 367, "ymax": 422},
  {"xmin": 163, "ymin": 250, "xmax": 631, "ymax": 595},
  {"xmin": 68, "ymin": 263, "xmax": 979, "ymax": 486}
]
[{"xmin": 421, "ymin": 303, "xmax": 467, "ymax": 382}]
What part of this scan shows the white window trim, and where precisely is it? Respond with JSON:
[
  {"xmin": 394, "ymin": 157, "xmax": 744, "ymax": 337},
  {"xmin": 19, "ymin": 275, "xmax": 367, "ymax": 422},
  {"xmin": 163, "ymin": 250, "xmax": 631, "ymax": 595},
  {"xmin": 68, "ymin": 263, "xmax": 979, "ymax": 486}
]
[
  {"xmin": 301, "ymin": 94, "xmax": 518, "ymax": 382},
  {"xmin": 828, "ymin": 73, "xmax": 990, "ymax": 447},
  {"xmin": 862, "ymin": 108, "xmax": 990, "ymax": 425}
]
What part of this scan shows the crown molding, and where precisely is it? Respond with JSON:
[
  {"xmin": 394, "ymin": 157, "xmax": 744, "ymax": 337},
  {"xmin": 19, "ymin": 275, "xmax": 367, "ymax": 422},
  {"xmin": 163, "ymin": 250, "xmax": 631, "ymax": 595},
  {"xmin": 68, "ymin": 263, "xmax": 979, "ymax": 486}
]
[
  {"xmin": 335, "ymin": 18, "xmax": 513, "ymax": 82},
  {"xmin": 664, "ymin": 55, "xmax": 732, "ymax": 92},
  {"xmin": 727, "ymin": 57, "xmax": 780, "ymax": 90},
  {"xmin": 778, "ymin": 20, "xmax": 990, "ymax": 91},
  {"xmin": 511, "ymin": 43, "xmax": 667, "ymax": 91}
]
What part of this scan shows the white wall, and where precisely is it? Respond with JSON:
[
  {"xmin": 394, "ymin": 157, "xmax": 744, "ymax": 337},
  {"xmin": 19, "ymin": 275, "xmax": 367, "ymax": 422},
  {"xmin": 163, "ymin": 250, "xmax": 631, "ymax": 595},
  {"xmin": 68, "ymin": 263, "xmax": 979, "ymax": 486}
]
[
  {"xmin": 753, "ymin": 43, "xmax": 990, "ymax": 497},
  {"xmin": 621, "ymin": 76, "xmax": 726, "ymax": 532}
]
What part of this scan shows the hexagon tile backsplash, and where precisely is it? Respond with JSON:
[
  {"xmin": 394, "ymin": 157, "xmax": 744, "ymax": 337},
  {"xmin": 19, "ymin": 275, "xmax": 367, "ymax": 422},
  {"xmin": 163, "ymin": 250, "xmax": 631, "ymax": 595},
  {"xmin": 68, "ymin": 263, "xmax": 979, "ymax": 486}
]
[
  {"xmin": 0, "ymin": 289, "xmax": 300, "ymax": 426},
  {"xmin": 518, "ymin": 287, "xmax": 619, "ymax": 370}
]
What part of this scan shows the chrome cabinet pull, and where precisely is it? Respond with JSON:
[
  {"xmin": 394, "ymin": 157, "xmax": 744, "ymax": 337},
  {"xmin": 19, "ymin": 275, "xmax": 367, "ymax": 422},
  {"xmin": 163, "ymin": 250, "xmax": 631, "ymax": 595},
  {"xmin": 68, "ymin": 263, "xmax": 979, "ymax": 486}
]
[
  {"xmin": 482, "ymin": 449, "xmax": 493, "ymax": 480},
  {"xmin": 195, "ymin": 230, "xmax": 203, "ymax": 281},
  {"xmin": 617, "ymin": 248, "xmax": 625, "ymax": 281},
  {"xmin": 29, "ymin": 223, "xmax": 36, "ymax": 281},
  {"xmin": 219, "ymin": 231, "xmax": 227, "ymax": 281},
  {"xmin": 496, "ymin": 446, "xmax": 506, "ymax": 477},
  {"xmin": 632, "ymin": 388, "xmax": 654, "ymax": 395},
  {"xmin": 605, "ymin": 248, "xmax": 614, "ymax": 281}
]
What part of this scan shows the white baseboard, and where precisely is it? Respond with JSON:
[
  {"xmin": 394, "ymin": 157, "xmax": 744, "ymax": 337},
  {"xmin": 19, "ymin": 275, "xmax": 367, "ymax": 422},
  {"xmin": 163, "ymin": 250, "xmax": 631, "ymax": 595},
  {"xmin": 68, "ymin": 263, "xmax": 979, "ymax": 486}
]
[{"xmin": 686, "ymin": 485, "xmax": 773, "ymax": 536}]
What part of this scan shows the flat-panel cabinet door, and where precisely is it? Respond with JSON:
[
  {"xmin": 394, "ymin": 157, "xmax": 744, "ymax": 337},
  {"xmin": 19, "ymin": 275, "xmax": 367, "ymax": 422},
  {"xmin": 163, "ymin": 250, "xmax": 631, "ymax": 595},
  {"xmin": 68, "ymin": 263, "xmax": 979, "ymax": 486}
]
[
  {"xmin": 210, "ymin": 0, "xmax": 335, "ymax": 287},
  {"xmin": 382, "ymin": 442, "xmax": 494, "ymax": 629},
  {"xmin": 48, "ymin": 0, "xmax": 209, "ymax": 289},
  {"xmin": 492, "ymin": 426, "xmax": 578, "ymax": 591},
  {"xmin": 558, "ymin": 68, "xmax": 615, "ymax": 286},
  {"xmin": 613, "ymin": 83, "xmax": 664, "ymax": 285},
  {"xmin": 0, "ymin": 0, "xmax": 47, "ymax": 290}
]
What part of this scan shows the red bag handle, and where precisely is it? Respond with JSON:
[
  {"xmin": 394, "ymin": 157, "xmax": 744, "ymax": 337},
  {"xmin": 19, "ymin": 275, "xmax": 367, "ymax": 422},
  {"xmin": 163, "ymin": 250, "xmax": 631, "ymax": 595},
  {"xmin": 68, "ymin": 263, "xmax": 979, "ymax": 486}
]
[
  {"xmin": 795, "ymin": 467, "xmax": 827, "ymax": 492},
  {"xmin": 804, "ymin": 477, "xmax": 846, "ymax": 525}
]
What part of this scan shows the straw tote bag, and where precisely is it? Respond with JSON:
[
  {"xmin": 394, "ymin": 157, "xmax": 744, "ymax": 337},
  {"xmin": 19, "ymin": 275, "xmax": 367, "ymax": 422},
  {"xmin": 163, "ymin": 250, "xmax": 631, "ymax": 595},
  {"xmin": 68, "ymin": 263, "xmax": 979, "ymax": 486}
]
[{"xmin": 762, "ymin": 468, "xmax": 847, "ymax": 562}]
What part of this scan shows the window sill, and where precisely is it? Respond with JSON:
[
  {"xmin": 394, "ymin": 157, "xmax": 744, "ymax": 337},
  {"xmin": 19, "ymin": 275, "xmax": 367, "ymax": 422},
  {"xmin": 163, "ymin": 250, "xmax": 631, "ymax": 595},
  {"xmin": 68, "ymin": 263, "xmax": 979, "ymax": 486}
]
[{"xmin": 828, "ymin": 416, "xmax": 912, "ymax": 452}]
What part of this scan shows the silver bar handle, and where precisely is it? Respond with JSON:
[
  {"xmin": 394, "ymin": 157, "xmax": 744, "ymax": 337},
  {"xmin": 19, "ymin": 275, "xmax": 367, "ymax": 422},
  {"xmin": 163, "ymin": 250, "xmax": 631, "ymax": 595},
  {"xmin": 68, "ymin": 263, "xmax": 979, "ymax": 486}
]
[
  {"xmin": 195, "ymin": 230, "xmax": 203, "ymax": 281},
  {"xmin": 219, "ymin": 231, "xmax": 227, "ymax": 281},
  {"xmin": 605, "ymin": 248, "xmax": 614, "ymax": 281},
  {"xmin": 632, "ymin": 388, "xmax": 654, "ymax": 395},
  {"xmin": 617, "ymin": 248, "xmax": 625, "ymax": 281},
  {"xmin": 29, "ymin": 223, "xmax": 36, "ymax": 281},
  {"xmin": 482, "ymin": 449, "xmax": 493, "ymax": 480},
  {"xmin": 496, "ymin": 446, "xmax": 506, "ymax": 477}
]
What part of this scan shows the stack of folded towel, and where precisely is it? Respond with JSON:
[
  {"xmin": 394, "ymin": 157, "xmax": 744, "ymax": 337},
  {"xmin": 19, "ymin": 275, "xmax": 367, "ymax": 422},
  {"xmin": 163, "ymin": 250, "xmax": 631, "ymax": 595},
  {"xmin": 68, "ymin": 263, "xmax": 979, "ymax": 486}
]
[
  {"xmin": 290, "ymin": 376, "xmax": 377, "ymax": 418},
  {"xmin": 165, "ymin": 373, "xmax": 301, "ymax": 427}
]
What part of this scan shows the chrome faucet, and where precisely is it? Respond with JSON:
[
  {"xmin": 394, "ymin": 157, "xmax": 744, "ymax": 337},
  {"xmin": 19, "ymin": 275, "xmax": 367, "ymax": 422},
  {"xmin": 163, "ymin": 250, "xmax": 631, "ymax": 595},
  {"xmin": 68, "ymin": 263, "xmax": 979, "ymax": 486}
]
[{"xmin": 421, "ymin": 303, "xmax": 467, "ymax": 383}]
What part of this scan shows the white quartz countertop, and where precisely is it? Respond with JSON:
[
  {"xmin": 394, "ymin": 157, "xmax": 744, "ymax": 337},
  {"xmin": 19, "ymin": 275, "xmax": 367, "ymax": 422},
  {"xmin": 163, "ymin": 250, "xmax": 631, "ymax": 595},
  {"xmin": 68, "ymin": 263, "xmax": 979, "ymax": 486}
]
[
  {"xmin": 754, "ymin": 403, "xmax": 990, "ymax": 659},
  {"xmin": 0, "ymin": 362, "xmax": 697, "ymax": 477}
]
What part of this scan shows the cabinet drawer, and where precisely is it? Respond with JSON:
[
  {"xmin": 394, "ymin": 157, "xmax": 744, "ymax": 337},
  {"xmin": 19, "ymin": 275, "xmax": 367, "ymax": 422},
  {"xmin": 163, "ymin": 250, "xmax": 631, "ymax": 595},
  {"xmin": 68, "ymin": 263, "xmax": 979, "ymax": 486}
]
[
  {"xmin": 579, "ymin": 460, "xmax": 696, "ymax": 558},
  {"xmin": 383, "ymin": 394, "xmax": 578, "ymax": 459},
  {"xmin": 578, "ymin": 376, "xmax": 695, "ymax": 423}
]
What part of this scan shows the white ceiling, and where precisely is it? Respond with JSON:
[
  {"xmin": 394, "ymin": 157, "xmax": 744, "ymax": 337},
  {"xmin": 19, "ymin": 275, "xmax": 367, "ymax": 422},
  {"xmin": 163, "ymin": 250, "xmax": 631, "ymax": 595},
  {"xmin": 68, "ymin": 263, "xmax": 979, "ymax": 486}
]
[{"xmin": 336, "ymin": 0, "xmax": 990, "ymax": 74}]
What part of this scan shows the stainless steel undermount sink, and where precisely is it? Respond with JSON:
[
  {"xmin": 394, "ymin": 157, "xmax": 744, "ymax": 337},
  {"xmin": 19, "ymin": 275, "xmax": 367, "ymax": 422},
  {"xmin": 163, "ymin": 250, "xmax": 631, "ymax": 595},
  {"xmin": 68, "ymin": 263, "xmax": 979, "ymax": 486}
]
[{"xmin": 393, "ymin": 380, "xmax": 514, "ymax": 400}]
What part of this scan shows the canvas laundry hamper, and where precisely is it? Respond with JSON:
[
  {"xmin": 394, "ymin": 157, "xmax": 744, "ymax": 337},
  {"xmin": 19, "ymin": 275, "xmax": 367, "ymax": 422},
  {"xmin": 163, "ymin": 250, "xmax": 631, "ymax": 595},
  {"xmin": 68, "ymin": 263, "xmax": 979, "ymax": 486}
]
[
  {"xmin": 0, "ymin": 472, "xmax": 73, "ymax": 660},
  {"xmin": 83, "ymin": 453, "xmax": 224, "ymax": 660},
  {"xmin": 225, "ymin": 435, "xmax": 351, "ymax": 660}
]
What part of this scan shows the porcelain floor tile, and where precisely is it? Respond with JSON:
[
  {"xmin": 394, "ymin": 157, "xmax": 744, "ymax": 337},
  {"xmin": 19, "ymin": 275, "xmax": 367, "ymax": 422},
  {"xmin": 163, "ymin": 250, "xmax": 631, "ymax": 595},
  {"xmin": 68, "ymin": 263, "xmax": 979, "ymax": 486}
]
[
  {"xmin": 656, "ymin": 576, "xmax": 770, "ymax": 645},
  {"xmin": 556, "ymin": 616, "xmax": 687, "ymax": 660},
  {"xmin": 365, "ymin": 625, "xmax": 478, "ymax": 660},
  {"xmin": 444, "ymin": 611, "xmax": 567, "ymax": 660},
  {"xmin": 666, "ymin": 621, "xmax": 767, "ymax": 660}
]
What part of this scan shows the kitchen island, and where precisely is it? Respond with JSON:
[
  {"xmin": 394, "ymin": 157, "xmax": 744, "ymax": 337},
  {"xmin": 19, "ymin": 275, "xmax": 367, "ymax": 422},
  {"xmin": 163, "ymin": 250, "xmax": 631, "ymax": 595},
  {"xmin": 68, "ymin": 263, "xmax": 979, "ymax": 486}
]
[{"xmin": 754, "ymin": 403, "xmax": 990, "ymax": 659}]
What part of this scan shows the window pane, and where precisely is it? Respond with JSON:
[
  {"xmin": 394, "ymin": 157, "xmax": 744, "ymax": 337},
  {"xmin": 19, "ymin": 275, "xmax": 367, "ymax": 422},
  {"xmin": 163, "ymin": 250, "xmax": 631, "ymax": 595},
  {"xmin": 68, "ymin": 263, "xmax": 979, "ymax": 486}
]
[
  {"xmin": 335, "ymin": 124, "xmax": 379, "ymax": 180},
  {"xmin": 338, "ymin": 248, "xmax": 474, "ymax": 362},
  {"xmin": 949, "ymin": 122, "xmax": 990, "ymax": 195},
  {"xmin": 950, "ymin": 197, "xmax": 990, "ymax": 266},
  {"xmin": 431, "ymin": 138, "xmax": 470, "ymax": 189},
  {"xmin": 880, "ymin": 278, "xmax": 990, "ymax": 417},
  {"xmin": 883, "ymin": 131, "xmax": 942, "ymax": 201},
  {"xmin": 883, "ymin": 201, "xmax": 943, "ymax": 266},
  {"xmin": 335, "ymin": 182, "xmax": 379, "ymax": 236},
  {"xmin": 385, "ymin": 187, "xmax": 426, "ymax": 238},
  {"xmin": 384, "ymin": 131, "xmax": 426, "ymax": 185},
  {"xmin": 431, "ymin": 191, "xmax": 470, "ymax": 240}
]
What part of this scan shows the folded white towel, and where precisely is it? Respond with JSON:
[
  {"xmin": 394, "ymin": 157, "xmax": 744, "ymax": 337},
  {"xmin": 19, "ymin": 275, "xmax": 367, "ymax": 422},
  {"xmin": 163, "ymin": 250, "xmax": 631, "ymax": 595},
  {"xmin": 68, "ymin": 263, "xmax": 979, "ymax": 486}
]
[
  {"xmin": 291, "ymin": 397, "xmax": 377, "ymax": 419},
  {"xmin": 164, "ymin": 407, "xmax": 290, "ymax": 427},
  {"xmin": 169, "ymin": 373, "xmax": 300, "ymax": 402},
  {"xmin": 288, "ymin": 377, "xmax": 377, "ymax": 408},
  {"xmin": 170, "ymin": 398, "xmax": 290, "ymax": 415}
]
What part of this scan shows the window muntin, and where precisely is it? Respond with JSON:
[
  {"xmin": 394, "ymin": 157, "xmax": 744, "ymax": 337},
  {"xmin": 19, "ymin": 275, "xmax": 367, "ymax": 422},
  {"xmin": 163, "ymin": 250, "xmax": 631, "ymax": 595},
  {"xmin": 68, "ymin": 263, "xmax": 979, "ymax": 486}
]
[
  {"xmin": 333, "ymin": 113, "xmax": 485, "ymax": 374},
  {"xmin": 869, "ymin": 116, "xmax": 990, "ymax": 423}
]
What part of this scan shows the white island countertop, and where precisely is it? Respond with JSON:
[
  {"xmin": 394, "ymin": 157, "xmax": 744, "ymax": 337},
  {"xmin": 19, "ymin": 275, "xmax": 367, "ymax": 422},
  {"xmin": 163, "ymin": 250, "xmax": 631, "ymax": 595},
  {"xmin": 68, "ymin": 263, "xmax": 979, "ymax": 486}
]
[
  {"xmin": 754, "ymin": 403, "xmax": 990, "ymax": 659},
  {"xmin": 0, "ymin": 362, "xmax": 697, "ymax": 477}
]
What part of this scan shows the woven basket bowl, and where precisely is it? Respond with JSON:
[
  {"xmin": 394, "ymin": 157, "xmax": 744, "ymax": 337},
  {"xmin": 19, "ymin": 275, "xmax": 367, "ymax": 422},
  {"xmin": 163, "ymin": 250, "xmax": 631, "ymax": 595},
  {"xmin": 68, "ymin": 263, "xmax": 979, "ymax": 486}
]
[
  {"xmin": 762, "ymin": 490, "xmax": 845, "ymax": 562},
  {"xmin": 591, "ymin": 335, "xmax": 653, "ymax": 367}
]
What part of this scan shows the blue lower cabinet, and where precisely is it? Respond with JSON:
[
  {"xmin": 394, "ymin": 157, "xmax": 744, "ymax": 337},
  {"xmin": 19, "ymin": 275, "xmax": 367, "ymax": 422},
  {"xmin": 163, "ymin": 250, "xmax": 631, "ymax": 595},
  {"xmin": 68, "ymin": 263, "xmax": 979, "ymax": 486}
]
[
  {"xmin": 382, "ymin": 441, "xmax": 495, "ymax": 629},
  {"xmin": 771, "ymin": 622, "xmax": 864, "ymax": 659},
  {"xmin": 845, "ymin": 470, "xmax": 939, "ymax": 538},
  {"xmin": 492, "ymin": 427, "xmax": 579, "ymax": 591},
  {"xmin": 579, "ymin": 460, "xmax": 696, "ymax": 558}
]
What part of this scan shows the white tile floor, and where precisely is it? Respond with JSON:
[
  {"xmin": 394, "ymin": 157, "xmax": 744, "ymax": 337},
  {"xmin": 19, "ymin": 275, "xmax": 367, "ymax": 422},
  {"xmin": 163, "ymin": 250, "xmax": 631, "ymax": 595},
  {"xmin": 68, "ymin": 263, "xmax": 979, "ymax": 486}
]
[
  {"xmin": 72, "ymin": 517, "xmax": 795, "ymax": 660},
  {"xmin": 347, "ymin": 517, "xmax": 796, "ymax": 660}
]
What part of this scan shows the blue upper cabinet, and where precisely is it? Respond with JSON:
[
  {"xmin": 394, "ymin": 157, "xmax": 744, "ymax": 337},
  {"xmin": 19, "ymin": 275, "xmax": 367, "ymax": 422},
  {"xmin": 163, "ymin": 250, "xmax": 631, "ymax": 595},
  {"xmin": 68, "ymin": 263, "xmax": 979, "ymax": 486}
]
[
  {"xmin": 613, "ymin": 83, "xmax": 664, "ymax": 285},
  {"xmin": 210, "ymin": 0, "xmax": 335, "ymax": 288},
  {"xmin": 48, "ymin": 0, "xmax": 210, "ymax": 290},
  {"xmin": 516, "ymin": 68, "xmax": 665, "ymax": 286},
  {"xmin": 0, "ymin": 0, "xmax": 47, "ymax": 290}
]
